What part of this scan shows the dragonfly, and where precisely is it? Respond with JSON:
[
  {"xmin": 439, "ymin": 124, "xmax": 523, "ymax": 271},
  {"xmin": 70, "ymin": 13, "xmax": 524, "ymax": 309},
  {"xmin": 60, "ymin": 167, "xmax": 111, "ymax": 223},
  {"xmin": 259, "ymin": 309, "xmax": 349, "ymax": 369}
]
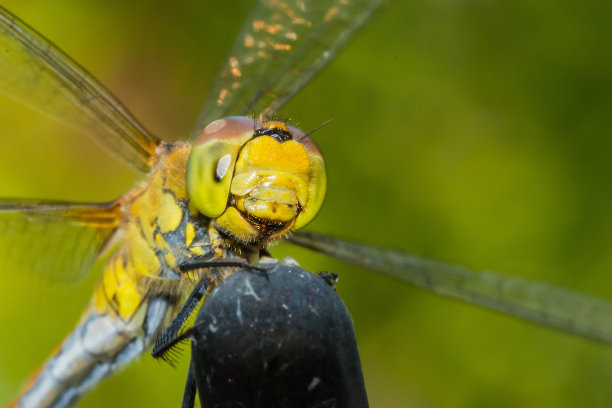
[{"xmin": 0, "ymin": 1, "xmax": 611, "ymax": 408}]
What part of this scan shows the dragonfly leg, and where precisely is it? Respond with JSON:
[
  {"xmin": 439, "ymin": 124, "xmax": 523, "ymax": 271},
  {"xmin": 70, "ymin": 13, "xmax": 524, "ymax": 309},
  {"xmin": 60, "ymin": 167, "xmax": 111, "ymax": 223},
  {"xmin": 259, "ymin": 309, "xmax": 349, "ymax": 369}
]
[
  {"xmin": 181, "ymin": 360, "xmax": 197, "ymax": 408},
  {"xmin": 151, "ymin": 275, "xmax": 210, "ymax": 362},
  {"xmin": 152, "ymin": 260, "xmax": 267, "ymax": 361}
]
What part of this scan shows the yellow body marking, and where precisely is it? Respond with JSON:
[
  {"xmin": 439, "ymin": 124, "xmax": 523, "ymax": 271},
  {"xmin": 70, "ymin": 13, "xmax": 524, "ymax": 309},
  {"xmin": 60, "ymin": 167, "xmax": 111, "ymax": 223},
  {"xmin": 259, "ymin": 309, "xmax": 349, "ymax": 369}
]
[
  {"xmin": 158, "ymin": 193, "xmax": 182, "ymax": 233},
  {"xmin": 185, "ymin": 222, "xmax": 196, "ymax": 248}
]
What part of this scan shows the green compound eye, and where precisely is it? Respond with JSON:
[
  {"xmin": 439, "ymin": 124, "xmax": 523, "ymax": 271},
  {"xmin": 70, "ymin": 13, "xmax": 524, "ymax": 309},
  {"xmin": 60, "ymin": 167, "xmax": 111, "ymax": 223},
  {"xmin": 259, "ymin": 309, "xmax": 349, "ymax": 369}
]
[{"xmin": 187, "ymin": 117, "xmax": 256, "ymax": 218}]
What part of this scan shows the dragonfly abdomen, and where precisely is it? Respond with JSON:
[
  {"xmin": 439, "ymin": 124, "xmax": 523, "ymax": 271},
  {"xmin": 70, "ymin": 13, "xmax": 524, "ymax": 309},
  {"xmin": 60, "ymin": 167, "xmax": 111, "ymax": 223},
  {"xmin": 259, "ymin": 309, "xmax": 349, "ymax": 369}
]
[{"xmin": 11, "ymin": 296, "xmax": 172, "ymax": 408}]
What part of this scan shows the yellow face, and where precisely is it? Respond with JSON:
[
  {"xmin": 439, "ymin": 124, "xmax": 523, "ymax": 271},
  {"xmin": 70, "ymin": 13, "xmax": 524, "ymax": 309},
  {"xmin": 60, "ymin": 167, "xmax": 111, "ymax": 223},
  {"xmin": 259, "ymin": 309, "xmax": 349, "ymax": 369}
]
[{"xmin": 187, "ymin": 117, "xmax": 326, "ymax": 245}]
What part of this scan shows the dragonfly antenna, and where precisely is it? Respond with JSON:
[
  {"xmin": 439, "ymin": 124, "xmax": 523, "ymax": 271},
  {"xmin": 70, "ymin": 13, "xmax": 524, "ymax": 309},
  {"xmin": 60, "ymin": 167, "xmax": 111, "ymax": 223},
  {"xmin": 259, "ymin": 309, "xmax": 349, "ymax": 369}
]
[{"xmin": 300, "ymin": 118, "xmax": 334, "ymax": 140}]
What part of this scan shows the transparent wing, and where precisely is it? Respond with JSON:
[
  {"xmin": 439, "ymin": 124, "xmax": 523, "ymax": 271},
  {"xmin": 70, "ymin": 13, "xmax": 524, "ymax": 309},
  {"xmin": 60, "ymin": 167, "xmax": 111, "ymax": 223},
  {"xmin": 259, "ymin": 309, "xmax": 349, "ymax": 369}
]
[
  {"xmin": 0, "ymin": 199, "xmax": 121, "ymax": 284},
  {"xmin": 194, "ymin": 0, "xmax": 384, "ymax": 135},
  {"xmin": 0, "ymin": 6, "xmax": 159, "ymax": 172},
  {"xmin": 290, "ymin": 231, "xmax": 612, "ymax": 344}
]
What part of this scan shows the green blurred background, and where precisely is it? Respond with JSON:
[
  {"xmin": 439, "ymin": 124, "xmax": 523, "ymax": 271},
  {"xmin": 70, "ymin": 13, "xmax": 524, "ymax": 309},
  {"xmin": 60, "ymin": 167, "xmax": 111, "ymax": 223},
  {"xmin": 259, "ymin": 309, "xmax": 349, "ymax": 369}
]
[{"xmin": 0, "ymin": 0, "xmax": 611, "ymax": 407}]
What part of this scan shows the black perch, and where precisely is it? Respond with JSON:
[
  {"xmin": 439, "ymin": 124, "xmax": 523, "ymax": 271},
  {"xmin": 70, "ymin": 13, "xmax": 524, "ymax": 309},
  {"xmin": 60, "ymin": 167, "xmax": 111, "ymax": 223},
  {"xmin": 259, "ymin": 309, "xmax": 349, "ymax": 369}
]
[{"xmin": 181, "ymin": 263, "xmax": 368, "ymax": 408}]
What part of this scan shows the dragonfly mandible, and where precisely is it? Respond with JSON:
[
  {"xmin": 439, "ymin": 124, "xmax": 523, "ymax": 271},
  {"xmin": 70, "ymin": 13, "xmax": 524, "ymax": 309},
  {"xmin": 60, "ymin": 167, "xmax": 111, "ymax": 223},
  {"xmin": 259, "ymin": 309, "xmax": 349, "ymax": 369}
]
[{"xmin": 0, "ymin": 1, "xmax": 611, "ymax": 408}]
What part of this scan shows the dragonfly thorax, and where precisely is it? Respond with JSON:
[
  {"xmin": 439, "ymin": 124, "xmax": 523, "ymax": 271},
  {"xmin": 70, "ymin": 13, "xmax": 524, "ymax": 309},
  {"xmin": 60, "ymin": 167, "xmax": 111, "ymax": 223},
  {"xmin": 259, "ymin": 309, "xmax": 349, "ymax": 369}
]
[{"xmin": 186, "ymin": 117, "xmax": 326, "ymax": 245}]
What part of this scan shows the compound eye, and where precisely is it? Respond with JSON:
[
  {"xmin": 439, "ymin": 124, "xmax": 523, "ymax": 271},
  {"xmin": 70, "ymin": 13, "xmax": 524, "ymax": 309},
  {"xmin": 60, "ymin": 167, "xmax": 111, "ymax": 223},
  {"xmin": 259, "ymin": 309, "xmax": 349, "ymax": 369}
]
[
  {"xmin": 187, "ymin": 117, "xmax": 259, "ymax": 218},
  {"xmin": 285, "ymin": 125, "xmax": 327, "ymax": 230}
]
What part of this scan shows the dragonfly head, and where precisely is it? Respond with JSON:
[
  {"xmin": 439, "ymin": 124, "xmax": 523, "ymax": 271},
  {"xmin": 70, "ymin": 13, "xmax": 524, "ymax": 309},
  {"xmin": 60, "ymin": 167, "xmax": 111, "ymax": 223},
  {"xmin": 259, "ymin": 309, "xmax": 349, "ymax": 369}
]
[{"xmin": 187, "ymin": 116, "xmax": 326, "ymax": 245}]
